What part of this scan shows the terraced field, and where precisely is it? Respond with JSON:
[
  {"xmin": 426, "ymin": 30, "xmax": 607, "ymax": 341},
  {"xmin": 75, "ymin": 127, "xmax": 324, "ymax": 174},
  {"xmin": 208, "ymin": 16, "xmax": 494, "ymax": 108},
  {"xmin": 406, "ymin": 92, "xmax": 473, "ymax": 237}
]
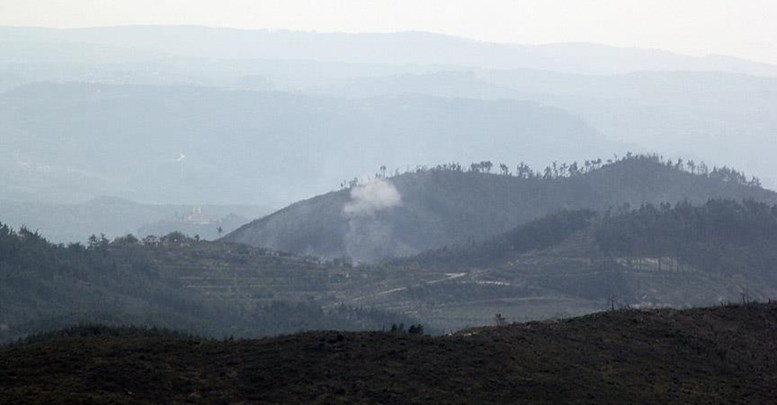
[{"xmin": 123, "ymin": 226, "xmax": 773, "ymax": 334}]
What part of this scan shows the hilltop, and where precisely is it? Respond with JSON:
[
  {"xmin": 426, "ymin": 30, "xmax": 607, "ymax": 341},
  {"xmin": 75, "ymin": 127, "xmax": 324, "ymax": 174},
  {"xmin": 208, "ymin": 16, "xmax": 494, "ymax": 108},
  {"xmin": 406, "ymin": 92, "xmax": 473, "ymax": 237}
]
[
  {"xmin": 2, "ymin": 303, "xmax": 777, "ymax": 403},
  {"xmin": 225, "ymin": 155, "xmax": 776, "ymax": 261}
]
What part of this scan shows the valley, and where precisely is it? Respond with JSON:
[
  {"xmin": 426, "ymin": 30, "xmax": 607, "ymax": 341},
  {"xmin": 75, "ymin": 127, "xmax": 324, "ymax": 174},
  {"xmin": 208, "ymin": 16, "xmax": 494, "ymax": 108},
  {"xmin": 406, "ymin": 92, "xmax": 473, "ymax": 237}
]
[
  {"xmin": 3, "ymin": 16, "xmax": 777, "ymax": 403},
  {"xmin": 4, "ymin": 156, "xmax": 777, "ymax": 341}
]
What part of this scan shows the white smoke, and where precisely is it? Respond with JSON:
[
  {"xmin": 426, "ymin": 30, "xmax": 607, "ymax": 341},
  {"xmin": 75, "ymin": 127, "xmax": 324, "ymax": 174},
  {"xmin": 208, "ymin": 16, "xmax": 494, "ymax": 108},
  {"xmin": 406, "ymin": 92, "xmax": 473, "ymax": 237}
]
[
  {"xmin": 343, "ymin": 179, "xmax": 402, "ymax": 217},
  {"xmin": 342, "ymin": 179, "xmax": 405, "ymax": 262}
]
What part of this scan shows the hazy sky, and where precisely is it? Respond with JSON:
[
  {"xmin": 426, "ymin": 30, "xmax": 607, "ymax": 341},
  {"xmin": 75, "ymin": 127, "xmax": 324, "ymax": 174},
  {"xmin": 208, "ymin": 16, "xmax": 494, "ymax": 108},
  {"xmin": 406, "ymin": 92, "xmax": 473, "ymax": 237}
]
[{"xmin": 2, "ymin": 0, "xmax": 776, "ymax": 64}]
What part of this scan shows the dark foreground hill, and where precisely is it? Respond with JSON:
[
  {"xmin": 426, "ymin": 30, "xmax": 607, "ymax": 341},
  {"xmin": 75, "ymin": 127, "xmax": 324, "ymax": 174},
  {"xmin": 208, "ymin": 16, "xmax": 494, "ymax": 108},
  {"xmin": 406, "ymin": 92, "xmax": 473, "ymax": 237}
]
[
  {"xmin": 2, "ymin": 303, "xmax": 777, "ymax": 404},
  {"xmin": 225, "ymin": 155, "xmax": 776, "ymax": 261}
]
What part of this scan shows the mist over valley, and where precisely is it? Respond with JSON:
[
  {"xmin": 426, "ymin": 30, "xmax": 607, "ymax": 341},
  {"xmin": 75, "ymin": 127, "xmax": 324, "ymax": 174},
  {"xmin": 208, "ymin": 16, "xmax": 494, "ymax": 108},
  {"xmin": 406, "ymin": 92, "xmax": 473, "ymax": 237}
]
[{"xmin": 2, "ymin": 8, "xmax": 777, "ymax": 402}]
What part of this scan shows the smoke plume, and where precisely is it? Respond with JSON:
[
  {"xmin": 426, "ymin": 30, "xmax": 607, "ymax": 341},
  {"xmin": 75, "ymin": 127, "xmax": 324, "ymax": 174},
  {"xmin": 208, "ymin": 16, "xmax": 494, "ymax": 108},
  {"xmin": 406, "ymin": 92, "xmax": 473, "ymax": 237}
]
[
  {"xmin": 343, "ymin": 179, "xmax": 402, "ymax": 217},
  {"xmin": 343, "ymin": 179, "xmax": 405, "ymax": 262}
]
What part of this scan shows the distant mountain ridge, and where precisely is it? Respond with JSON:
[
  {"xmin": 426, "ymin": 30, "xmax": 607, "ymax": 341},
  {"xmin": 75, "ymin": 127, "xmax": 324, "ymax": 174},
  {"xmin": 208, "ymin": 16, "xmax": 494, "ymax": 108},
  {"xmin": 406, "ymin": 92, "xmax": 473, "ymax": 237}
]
[
  {"xmin": 4, "ymin": 26, "xmax": 777, "ymax": 203},
  {"xmin": 3, "ymin": 26, "xmax": 777, "ymax": 76},
  {"xmin": 0, "ymin": 82, "xmax": 618, "ymax": 205},
  {"xmin": 0, "ymin": 197, "xmax": 270, "ymax": 243},
  {"xmin": 224, "ymin": 156, "xmax": 777, "ymax": 262}
]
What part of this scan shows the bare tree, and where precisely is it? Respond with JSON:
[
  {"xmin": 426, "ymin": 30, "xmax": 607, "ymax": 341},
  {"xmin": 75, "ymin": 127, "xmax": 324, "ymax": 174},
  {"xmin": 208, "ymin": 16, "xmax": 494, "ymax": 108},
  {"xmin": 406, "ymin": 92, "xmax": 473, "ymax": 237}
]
[
  {"xmin": 494, "ymin": 313, "xmax": 507, "ymax": 327},
  {"xmin": 606, "ymin": 295, "xmax": 618, "ymax": 311}
]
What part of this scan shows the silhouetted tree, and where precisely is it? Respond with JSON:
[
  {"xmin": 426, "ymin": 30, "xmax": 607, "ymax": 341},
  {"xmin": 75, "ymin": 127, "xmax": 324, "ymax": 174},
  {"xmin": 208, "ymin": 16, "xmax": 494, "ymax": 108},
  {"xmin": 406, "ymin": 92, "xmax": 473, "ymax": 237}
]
[{"xmin": 494, "ymin": 313, "xmax": 507, "ymax": 327}]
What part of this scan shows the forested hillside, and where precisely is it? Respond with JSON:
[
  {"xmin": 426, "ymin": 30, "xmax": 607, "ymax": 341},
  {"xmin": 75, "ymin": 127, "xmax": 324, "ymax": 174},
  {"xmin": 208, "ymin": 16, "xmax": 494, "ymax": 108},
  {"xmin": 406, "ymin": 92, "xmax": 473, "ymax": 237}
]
[
  {"xmin": 226, "ymin": 154, "xmax": 775, "ymax": 261},
  {"xmin": 596, "ymin": 199, "xmax": 777, "ymax": 281},
  {"xmin": 356, "ymin": 198, "xmax": 777, "ymax": 330},
  {"xmin": 5, "ymin": 197, "xmax": 777, "ymax": 340},
  {"xmin": 0, "ymin": 226, "xmax": 415, "ymax": 343}
]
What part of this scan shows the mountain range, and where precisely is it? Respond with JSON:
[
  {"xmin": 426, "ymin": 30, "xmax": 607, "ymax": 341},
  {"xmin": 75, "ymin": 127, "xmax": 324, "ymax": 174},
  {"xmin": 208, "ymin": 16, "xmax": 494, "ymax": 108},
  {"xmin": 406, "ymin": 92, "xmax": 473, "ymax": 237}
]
[
  {"xmin": 4, "ymin": 26, "xmax": 777, "ymax": 76},
  {"xmin": 0, "ymin": 197, "xmax": 269, "ymax": 243},
  {"xmin": 3, "ymin": 25, "xmax": 777, "ymax": 213},
  {"xmin": 0, "ymin": 82, "xmax": 617, "ymax": 206},
  {"xmin": 4, "ymin": 24, "xmax": 777, "ymax": 404},
  {"xmin": 4, "ymin": 158, "xmax": 777, "ymax": 339}
]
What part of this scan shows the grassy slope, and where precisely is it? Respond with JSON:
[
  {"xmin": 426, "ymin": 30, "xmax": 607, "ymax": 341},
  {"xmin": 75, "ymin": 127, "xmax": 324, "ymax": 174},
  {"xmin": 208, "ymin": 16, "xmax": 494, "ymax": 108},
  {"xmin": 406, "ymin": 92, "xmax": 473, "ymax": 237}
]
[{"xmin": 2, "ymin": 303, "xmax": 776, "ymax": 404}]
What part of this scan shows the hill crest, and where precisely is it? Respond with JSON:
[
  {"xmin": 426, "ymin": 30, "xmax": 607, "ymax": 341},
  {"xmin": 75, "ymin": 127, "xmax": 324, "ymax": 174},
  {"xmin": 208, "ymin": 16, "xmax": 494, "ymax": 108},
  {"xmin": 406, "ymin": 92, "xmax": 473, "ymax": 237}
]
[{"xmin": 225, "ymin": 155, "xmax": 776, "ymax": 261}]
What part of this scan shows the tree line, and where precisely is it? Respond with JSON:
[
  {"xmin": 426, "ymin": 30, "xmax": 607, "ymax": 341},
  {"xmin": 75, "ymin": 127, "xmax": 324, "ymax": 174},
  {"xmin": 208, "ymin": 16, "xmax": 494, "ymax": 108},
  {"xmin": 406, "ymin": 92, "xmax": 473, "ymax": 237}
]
[{"xmin": 341, "ymin": 152, "xmax": 762, "ymax": 189}]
